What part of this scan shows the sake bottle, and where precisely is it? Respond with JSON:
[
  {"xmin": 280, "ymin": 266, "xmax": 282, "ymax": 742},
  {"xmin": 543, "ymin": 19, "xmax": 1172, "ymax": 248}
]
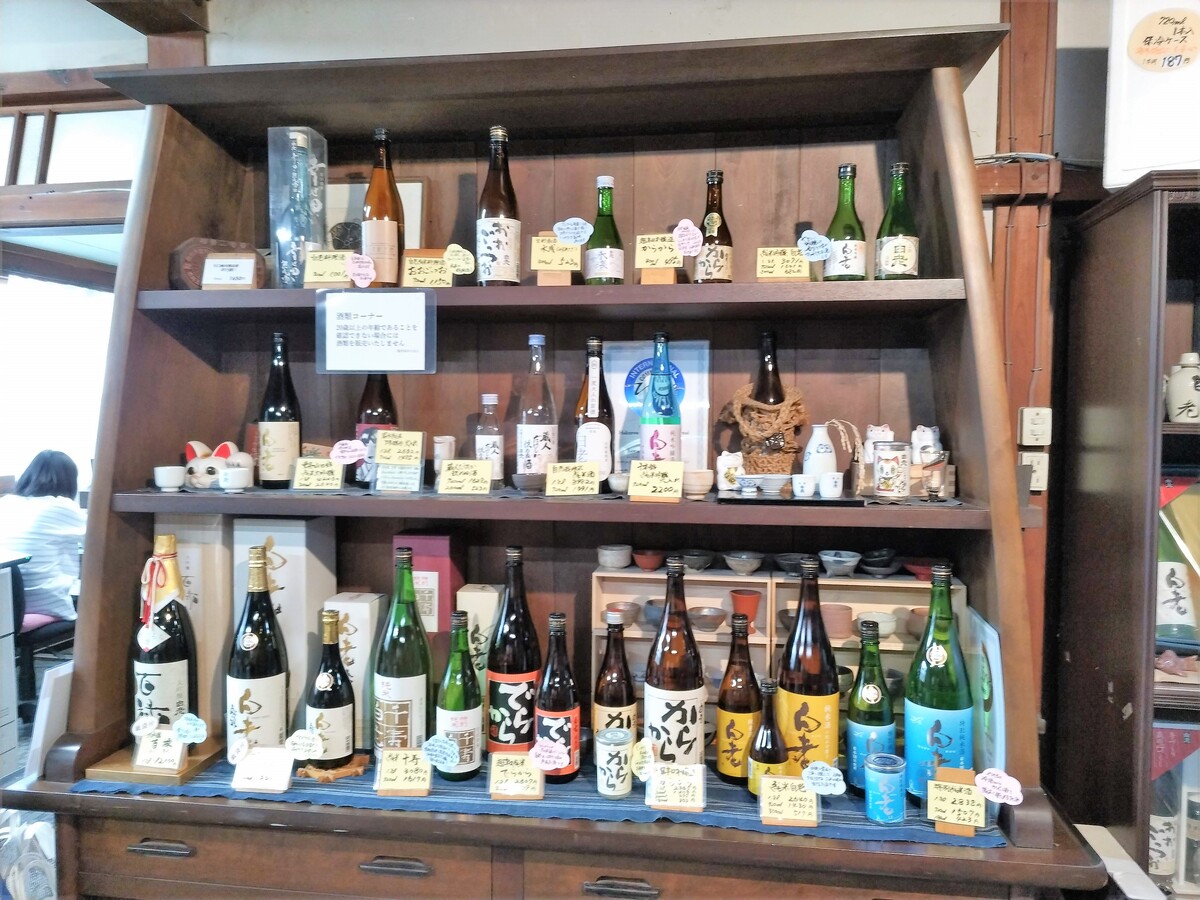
[
  {"xmin": 574, "ymin": 336, "xmax": 614, "ymax": 480},
  {"xmin": 274, "ymin": 129, "xmax": 312, "ymax": 289},
  {"xmin": 476, "ymin": 124, "xmax": 521, "ymax": 286},
  {"xmin": 257, "ymin": 331, "xmax": 301, "ymax": 489},
  {"xmin": 776, "ymin": 557, "xmax": 839, "ymax": 773},
  {"xmin": 845, "ymin": 619, "xmax": 895, "ymax": 790},
  {"xmin": 515, "ymin": 334, "xmax": 558, "ymax": 482},
  {"xmin": 373, "ymin": 547, "xmax": 432, "ymax": 756},
  {"xmin": 824, "ymin": 163, "xmax": 866, "ymax": 281},
  {"xmin": 361, "ymin": 127, "xmax": 404, "ymax": 287},
  {"xmin": 694, "ymin": 169, "xmax": 733, "ymax": 284},
  {"xmin": 131, "ymin": 533, "xmax": 197, "ymax": 726},
  {"xmin": 226, "ymin": 546, "xmax": 289, "ymax": 761},
  {"xmin": 748, "ymin": 679, "xmax": 789, "ymax": 796},
  {"xmin": 486, "ymin": 546, "xmax": 542, "ymax": 753},
  {"xmin": 1156, "ymin": 515, "xmax": 1199, "ymax": 640},
  {"xmin": 875, "ymin": 162, "xmax": 918, "ymax": 279},
  {"xmin": 535, "ymin": 612, "xmax": 581, "ymax": 783},
  {"xmin": 353, "ymin": 373, "xmax": 397, "ymax": 488},
  {"xmin": 305, "ymin": 609, "xmax": 355, "ymax": 769},
  {"xmin": 639, "ymin": 332, "xmax": 681, "ymax": 462},
  {"xmin": 643, "ymin": 557, "xmax": 706, "ymax": 764},
  {"xmin": 434, "ymin": 610, "xmax": 483, "ymax": 781},
  {"xmin": 474, "ymin": 392, "xmax": 505, "ymax": 490},
  {"xmin": 716, "ymin": 613, "xmax": 760, "ymax": 785},
  {"xmin": 592, "ymin": 610, "xmax": 636, "ymax": 736},
  {"xmin": 904, "ymin": 563, "xmax": 973, "ymax": 798},
  {"xmin": 584, "ymin": 175, "xmax": 623, "ymax": 285}
]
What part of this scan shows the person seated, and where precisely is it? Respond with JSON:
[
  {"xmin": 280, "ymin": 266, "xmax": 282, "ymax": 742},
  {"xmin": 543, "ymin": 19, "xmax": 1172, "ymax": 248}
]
[{"xmin": 0, "ymin": 450, "xmax": 86, "ymax": 628}]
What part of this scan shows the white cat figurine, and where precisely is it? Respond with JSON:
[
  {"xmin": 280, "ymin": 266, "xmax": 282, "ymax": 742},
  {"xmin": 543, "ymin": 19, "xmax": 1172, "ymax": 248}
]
[
  {"xmin": 184, "ymin": 440, "xmax": 255, "ymax": 489},
  {"xmin": 911, "ymin": 425, "xmax": 942, "ymax": 455},
  {"xmin": 864, "ymin": 424, "xmax": 894, "ymax": 464}
]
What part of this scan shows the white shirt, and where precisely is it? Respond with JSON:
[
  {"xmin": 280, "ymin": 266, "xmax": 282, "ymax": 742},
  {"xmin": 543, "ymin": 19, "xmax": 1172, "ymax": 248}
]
[{"xmin": 0, "ymin": 494, "xmax": 86, "ymax": 622}]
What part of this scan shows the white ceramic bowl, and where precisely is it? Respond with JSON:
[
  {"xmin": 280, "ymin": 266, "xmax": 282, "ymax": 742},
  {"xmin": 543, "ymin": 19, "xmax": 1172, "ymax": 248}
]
[
  {"xmin": 819, "ymin": 550, "xmax": 861, "ymax": 577},
  {"xmin": 735, "ymin": 474, "xmax": 763, "ymax": 494},
  {"xmin": 597, "ymin": 544, "xmax": 633, "ymax": 568},
  {"xmin": 607, "ymin": 473, "xmax": 630, "ymax": 493},
  {"xmin": 856, "ymin": 610, "xmax": 898, "ymax": 638},
  {"xmin": 723, "ymin": 550, "xmax": 764, "ymax": 575},
  {"xmin": 760, "ymin": 474, "xmax": 790, "ymax": 495}
]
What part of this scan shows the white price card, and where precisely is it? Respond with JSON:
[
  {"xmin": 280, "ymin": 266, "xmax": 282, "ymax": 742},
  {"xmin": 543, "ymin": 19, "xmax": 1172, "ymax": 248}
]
[
  {"xmin": 134, "ymin": 728, "xmax": 187, "ymax": 772},
  {"xmin": 376, "ymin": 749, "xmax": 432, "ymax": 796},
  {"xmin": 201, "ymin": 253, "xmax": 257, "ymax": 289},
  {"xmin": 317, "ymin": 289, "xmax": 436, "ymax": 374},
  {"xmin": 232, "ymin": 746, "xmax": 295, "ymax": 794}
]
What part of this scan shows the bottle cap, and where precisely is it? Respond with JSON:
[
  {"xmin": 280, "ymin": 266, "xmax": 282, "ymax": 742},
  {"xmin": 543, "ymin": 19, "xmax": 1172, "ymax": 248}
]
[
  {"xmin": 1183, "ymin": 353, "xmax": 1200, "ymax": 366},
  {"xmin": 932, "ymin": 563, "xmax": 952, "ymax": 580},
  {"xmin": 273, "ymin": 331, "xmax": 287, "ymax": 343},
  {"xmin": 505, "ymin": 545, "xmax": 523, "ymax": 562},
  {"xmin": 153, "ymin": 533, "xmax": 177, "ymax": 555},
  {"xmin": 321, "ymin": 609, "xmax": 340, "ymax": 627},
  {"xmin": 838, "ymin": 163, "xmax": 857, "ymax": 178},
  {"xmin": 706, "ymin": 169, "xmax": 723, "ymax": 182},
  {"xmin": 395, "ymin": 546, "xmax": 413, "ymax": 563},
  {"xmin": 548, "ymin": 611, "xmax": 567, "ymax": 633},
  {"xmin": 891, "ymin": 161, "xmax": 910, "ymax": 175},
  {"xmin": 799, "ymin": 557, "xmax": 821, "ymax": 576},
  {"xmin": 666, "ymin": 556, "xmax": 684, "ymax": 574},
  {"xmin": 604, "ymin": 610, "xmax": 626, "ymax": 626},
  {"xmin": 587, "ymin": 336, "xmax": 603, "ymax": 348},
  {"xmin": 596, "ymin": 175, "xmax": 615, "ymax": 188},
  {"xmin": 759, "ymin": 677, "xmax": 778, "ymax": 694},
  {"xmin": 289, "ymin": 130, "xmax": 310, "ymax": 149},
  {"xmin": 528, "ymin": 334, "xmax": 546, "ymax": 347},
  {"xmin": 373, "ymin": 127, "xmax": 389, "ymax": 141},
  {"xmin": 481, "ymin": 392, "xmax": 499, "ymax": 405},
  {"xmin": 859, "ymin": 619, "xmax": 879, "ymax": 640},
  {"xmin": 653, "ymin": 331, "xmax": 668, "ymax": 342},
  {"xmin": 451, "ymin": 609, "xmax": 468, "ymax": 627},
  {"xmin": 489, "ymin": 125, "xmax": 508, "ymax": 141},
  {"xmin": 248, "ymin": 545, "xmax": 266, "ymax": 567},
  {"xmin": 731, "ymin": 612, "xmax": 749, "ymax": 634}
]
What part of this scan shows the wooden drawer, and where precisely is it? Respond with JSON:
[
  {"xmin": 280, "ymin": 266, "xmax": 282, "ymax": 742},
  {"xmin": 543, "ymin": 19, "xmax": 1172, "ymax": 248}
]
[
  {"xmin": 523, "ymin": 851, "xmax": 1008, "ymax": 900},
  {"xmin": 79, "ymin": 818, "xmax": 490, "ymax": 899}
]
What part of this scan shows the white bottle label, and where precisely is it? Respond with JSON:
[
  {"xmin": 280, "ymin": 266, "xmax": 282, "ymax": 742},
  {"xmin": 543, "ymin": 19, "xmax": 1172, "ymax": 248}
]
[
  {"xmin": 695, "ymin": 244, "xmax": 732, "ymax": 281},
  {"xmin": 477, "ymin": 216, "xmax": 521, "ymax": 283},
  {"xmin": 434, "ymin": 705, "xmax": 484, "ymax": 773},
  {"xmin": 361, "ymin": 218, "xmax": 400, "ymax": 283},
  {"xmin": 586, "ymin": 357, "xmax": 602, "ymax": 418},
  {"xmin": 474, "ymin": 435, "xmax": 504, "ymax": 480},
  {"xmin": 640, "ymin": 422, "xmax": 681, "ymax": 462},
  {"xmin": 305, "ymin": 702, "xmax": 355, "ymax": 760},
  {"xmin": 133, "ymin": 659, "xmax": 189, "ymax": 725},
  {"xmin": 642, "ymin": 683, "xmax": 706, "ymax": 765},
  {"xmin": 226, "ymin": 673, "xmax": 287, "ymax": 762},
  {"xmin": 576, "ymin": 422, "xmax": 613, "ymax": 479},
  {"xmin": 516, "ymin": 423, "xmax": 558, "ymax": 475},
  {"xmin": 257, "ymin": 421, "xmax": 300, "ymax": 482},
  {"xmin": 1157, "ymin": 560, "xmax": 1198, "ymax": 629},
  {"xmin": 585, "ymin": 247, "xmax": 624, "ymax": 280},
  {"xmin": 373, "ymin": 673, "xmax": 427, "ymax": 753},
  {"xmin": 875, "ymin": 236, "xmax": 919, "ymax": 276},
  {"xmin": 827, "ymin": 239, "xmax": 866, "ymax": 277}
]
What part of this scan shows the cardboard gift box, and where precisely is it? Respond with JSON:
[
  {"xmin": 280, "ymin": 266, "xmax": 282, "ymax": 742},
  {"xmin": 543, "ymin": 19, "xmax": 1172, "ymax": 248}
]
[
  {"xmin": 455, "ymin": 583, "xmax": 503, "ymax": 696},
  {"xmin": 323, "ymin": 591, "xmax": 385, "ymax": 749},
  {"xmin": 233, "ymin": 518, "xmax": 337, "ymax": 730},
  {"xmin": 392, "ymin": 532, "xmax": 465, "ymax": 634}
]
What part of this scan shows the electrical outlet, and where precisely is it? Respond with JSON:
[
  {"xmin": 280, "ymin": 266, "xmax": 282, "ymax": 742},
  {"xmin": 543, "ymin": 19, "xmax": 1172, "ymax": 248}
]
[
  {"xmin": 1019, "ymin": 451, "xmax": 1050, "ymax": 491},
  {"xmin": 1018, "ymin": 406, "xmax": 1053, "ymax": 446}
]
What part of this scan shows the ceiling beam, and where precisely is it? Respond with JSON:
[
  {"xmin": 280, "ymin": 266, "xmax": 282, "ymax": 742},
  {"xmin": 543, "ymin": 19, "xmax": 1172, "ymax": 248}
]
[{"xmin": 88, "ymin": 0, "xmax": 208, "ymax": 35}]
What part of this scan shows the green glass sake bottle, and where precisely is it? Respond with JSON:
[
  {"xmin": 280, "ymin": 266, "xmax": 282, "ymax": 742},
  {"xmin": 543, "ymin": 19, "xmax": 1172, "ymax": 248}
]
[
  {"xmin": 904, "ymin": 563, "xmax": 973, "ymax": 798},
  {"xmin": 1156, "ymin": 515, "xmax": 1199, "ymax": 640},
  {"xmin": 372, "ymin": 547, "xmax": 433, "ymax": 756},
  {"xmin": 584, "ymin": 176, "xmax": 624, "ymax": 285},
  {"xmin": 845, "ymin": 619, "xmax": 895, "ymax": 790},
  {"xmin": 823, "ymin": 163, "xmax": 866, "ymax": 281},
  {"xmin": 434, "ymin": 610, "xmax": 483, "ymax": 781},
  {"xmin": 875, "ymin": 162, "xmax": 919, "ymax": 279}
]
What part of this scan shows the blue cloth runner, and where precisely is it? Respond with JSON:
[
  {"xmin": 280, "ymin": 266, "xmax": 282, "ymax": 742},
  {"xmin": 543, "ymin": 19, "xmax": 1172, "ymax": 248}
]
[{"xmin": 72, "ymin": 759, "xmax": 1005, "ymax": 848}]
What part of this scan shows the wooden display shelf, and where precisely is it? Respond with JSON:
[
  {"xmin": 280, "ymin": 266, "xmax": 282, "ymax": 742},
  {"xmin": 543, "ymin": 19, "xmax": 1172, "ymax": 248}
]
[
  {"xmin": 1154, "ymin": 682, "xmax": 1200, "ymax": 714},
  {"xmin": 137, "ymin": 280, "xmax": 968, "ymax": 322}
]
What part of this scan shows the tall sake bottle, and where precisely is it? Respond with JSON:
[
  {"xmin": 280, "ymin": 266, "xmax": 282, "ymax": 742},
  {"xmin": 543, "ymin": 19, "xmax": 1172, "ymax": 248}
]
[
  {"xmin": 486, "ymin": 546, "xmax": 542, "ymax": 753},
  {"xmin": 131, "ymin": 534, "xmax": 197, "ymax": 726},
  {"xmin": 845, "ymin": 619, "xmax": 895, "ymax": 790},
  {"xmin": 434, "ymin": 610, "xmax": 483, "ymax": 781},
  {"xmin": 373, "ymin": 547, "xmax": 432, "ymax": 756},
  {"xmin": 643, "ymin": 557, "xmax": 705, "ymax": 764}
]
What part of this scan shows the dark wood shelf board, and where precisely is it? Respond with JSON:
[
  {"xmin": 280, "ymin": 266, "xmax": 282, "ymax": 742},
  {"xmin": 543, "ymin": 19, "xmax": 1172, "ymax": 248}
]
[
  {"xmin": 98, "ymin": 27, "xmax": 1006, "ymax": 150},
  {"xmin": 138, "ymin": 280, "xmax": 967, "ymax": 322},
  {"xmin": 1154, "ymin": 682, "xmax": 1200, "ymax": 715},
  {"xmin": 0, "ymin": 778, "xmax": 1106, "ymax": 890},
  {"xmin": 1163, "ymin": 422, "xmax": 1200, "ymax": 435}
]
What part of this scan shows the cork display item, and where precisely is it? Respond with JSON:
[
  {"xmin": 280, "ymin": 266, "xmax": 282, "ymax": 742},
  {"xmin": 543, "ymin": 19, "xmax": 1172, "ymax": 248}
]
[{"xmin": 718, "ymin": 385, "xmax": 809, "ymax": 475}]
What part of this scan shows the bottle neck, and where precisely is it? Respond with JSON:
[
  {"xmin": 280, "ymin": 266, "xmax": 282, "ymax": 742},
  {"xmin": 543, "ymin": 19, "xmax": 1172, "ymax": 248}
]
[
  {"xmin": 705, "ymin": 182, "xmax": 723, "ymax": 214},
  {"xmin": 836, "ymin": 175, "xmax": 857, "ymax": 212},
  {"xmin": 320, "ymin": 637, "xmax": 343, "ymax": 669},
  {"xmin": 603, "ymin": 624, "xmax": 626, "ymax": 663},
  {"xmin": 728, "ymin": 629, "xmax": 751, "ymax": 662},
  {"xmin": 247, "ymin": 563, "xmax": 268, "ymax": 593},
  {"xmin": 652, "ymin": 340, "xmax": 670, "ymax": 374},
  {"xmin": 450, "ymin": 624, "xmax": 471, "ymax": 656},
  {"xmin": 374, "ymin": 139, "xmax": 391, "ymax": 170},
  {"xmin": 759, "ymin": 691, "xmax": 778, "ymax": 727},
  {"xmin": 889, "ymin": 173, "xmax": 908, "ymax": 205},
  {"xmin": 928, "ymin": 578, "xmax": 955, "ymax": 637},
  {"xmin": 528, "ymin": 344, "xmax": 546, "ymax": 376},
  {"xmin": 665, "ymin": 570, "xmax": 688, "ymax": 617},
  {"xmin": 482, "ymin": 403, "xmax": 497, "ymax": 416},
  {"xmin": 858, "ymin": 637, "xmax": 882, "ymax": 671},
  {"xmin": 392, "ymin": 561, "xmax": 416, "ymax": 610},
  {"xmin": 141, "ymin": 551, "xmax": 183, "ymax": 623},
  {"xmin": 546, "ymin": 629, "xmax": 568, "ymax": 661},
  {"xmin": 489, "ymin": 139, "xmax": 509, "ymax": 172},
  {"xmin": 505, "ymin": 562, "xmax": 528, "ymax": 613},
  {"xmin": 596, "ymin": 186, "xmax": 614, "ymax": 216}
]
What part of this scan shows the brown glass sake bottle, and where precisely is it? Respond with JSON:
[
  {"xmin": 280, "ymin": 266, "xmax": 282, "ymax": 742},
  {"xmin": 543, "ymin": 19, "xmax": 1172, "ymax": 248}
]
[
  {"xmin": 535, "ymin": 612, "xmax": 580, "ymax": 783},
  {"xmin": 715, "ymin": 613, "xmax": 761, "ymax": 785},
  {"xmin": 485, "ymin": 546, "xmax": 542, "ymax": 753},
  {"xmin": 643, "ymin": 557, "xmax": 706, "ymax": 765},
  {"xmin": 361, "ymin": 127, "xmax": 404, "ymax": 288},
  {"xmin": 593, "ymin": 609, "xmax": 636, "ymax": 736},
  {"xmin": 353, "ymin": 373, "xmax": 397, "ymax": 488},
  {"xmin": 748, "ymin": 678, "xmax": 789, "ymax": 796}
]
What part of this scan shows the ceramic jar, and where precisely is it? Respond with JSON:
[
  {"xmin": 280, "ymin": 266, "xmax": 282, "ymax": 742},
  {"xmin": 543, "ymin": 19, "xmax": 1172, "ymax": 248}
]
[
  {"xmin": 802, "ymin": 423, "xmax": 837, "ymax": 476},
  {"xmin": 1167, "ymin": 353, "xmax": 1200, "ymax": 423}
]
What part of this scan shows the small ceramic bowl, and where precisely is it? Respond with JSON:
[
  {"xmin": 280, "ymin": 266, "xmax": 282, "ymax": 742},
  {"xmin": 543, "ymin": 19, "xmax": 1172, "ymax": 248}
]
[
  {"xmin": 688, "ymin": 606, "xmax": 726, "ymax": 632},
  {"xmin": 819, "ymin": 550, "xmax": 862, "ymax": 577},
  {"xmin": 633, "ymin": 549, "xmax": 665, "ymax": 571},
  {"xmin": 512, "ymin": 473, "xmax": 546, "ymax": 493},
  {"xmin": 759, "ymin": 474, "xmax": 790, "ymax": 495},
  {"xmin": 885, "ymin": 668, "xmax": 905, "ymax": 698},
  {"xmin": 735, "ymin": 474, "xmax": 763, "ymax": 495},
  {"xmin": 607, "ymin": 472, "xmax": 630, "ymax": 494},
  {"xmin": 777, "ymin": 607, "xmax": 797, "ymax": 632},
  {"xmin": 723, "ymin": 550, "xmax": 764, "ymax": 575},
  {"xmin": 605, "ymin": 600, "xmax": 640, "ymax": 626},
  {"xmin": 597, "ymin": 544, "xmax": 633, "ymax": 568},
  {"xmin": 643, "ymin": 598, "xmax": 665, "ymax": 627},
  {"xmin": 856, "ymin": 610, "xmax": 898, "ymax": 638},
  {"xmin": 907, "ymin": 606, "xmax": 929, "ymax": 637},
  {"xmin": 679, "ymin": 549, "xmax": 715, "ymax": 573},
  {"xmin": 682, "ymin": 469, "xmax": 715, "ymax": 500},
  {"xmin": 860, "ymin": 559, "xmax": 903, "ymax": 578},
  {"xmin": 774, "ymin": 552, "xmax": 816, "ymax": 576},
  {"xmin": 862, "ymin": 548, "xmax": 897, "ymax": 567},
  {"xmin": 901, "ymin": 557, "xmax": 947, "ymax": 581},
  {"xmin": 821, "ymin": 603, "xmax": 854, "ymax": 638},
  {"xmin": 837, "ymin": 665, "xmax": 854, "ymax": 694}
]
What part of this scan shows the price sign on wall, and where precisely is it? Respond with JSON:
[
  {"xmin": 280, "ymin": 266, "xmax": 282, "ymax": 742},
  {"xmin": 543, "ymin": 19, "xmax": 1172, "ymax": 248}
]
[{"xmin": 316, "ymin": 289, "xmax": 437, "ymax": 374}]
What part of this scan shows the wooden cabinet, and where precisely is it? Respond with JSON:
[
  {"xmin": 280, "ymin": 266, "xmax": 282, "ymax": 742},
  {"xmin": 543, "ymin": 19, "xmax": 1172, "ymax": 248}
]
[
  {"xmin": 0, "ymin": 26, "xmax": 1107, "ymax": 896},
  {"xmin": 1054, "ymin": 171, "xmax": 1200, "ymax": 867}
]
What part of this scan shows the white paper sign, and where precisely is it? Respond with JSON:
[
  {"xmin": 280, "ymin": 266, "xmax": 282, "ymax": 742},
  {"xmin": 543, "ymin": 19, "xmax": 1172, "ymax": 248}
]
[
  {"xmin": 201, "ymin": 255, "xmax": 256, "ymax": 287},
  {"xmin": 801, "ymin": 760, "xmax": 847, "ymax": 796},
  {"xmin": 330, "ymin": 439, "xmax": 368, "ymax": 464},
  {"xmin": 172, "ymin": 713, "xmax": 208, "ymax": 745},
  {"xmin": 134, "ymin": 728, "xmax": 186, "ymax": 770},
  {"xmin": 975, "ymin": 768, "xmax": 1024, "ymax": 805},
  {"xmin": 285, "ymin": 729, "xmax": 323, "ymax": 758},
  {"xmin": 798, "ymin": 230, "xmax": 833, "ymax": 261},
  {"xmin": 231, "ymin": 746, "xmax": 295, "ymax": 793},
  {"xmin": 553, "ymin": 217, "xmax": 594, "ymax": 245},
  {"xmin": 529, "ymin": 737, "xmax": 571, "ymax": 772},
  {"xmin": 672, "ymin": 219, "xmax": 703, "ymax": 257},
  {"xmin": 321, "ymin": 290, "xmax": 430, "ymax": 373},
  {"xmin": 374, "ymin": 463, "xmax": 423, "ymax": 492},
  {"xmin": 421, "ymin": 734, "xmax": 461, "ymax": 768}
]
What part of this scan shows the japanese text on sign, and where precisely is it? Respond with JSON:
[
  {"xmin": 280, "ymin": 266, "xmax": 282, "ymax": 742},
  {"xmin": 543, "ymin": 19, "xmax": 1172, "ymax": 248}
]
[
  {"xmin": 672, "ymin": 220, "xmax": 703, "ymax": 257},
  {"xmin": 553, "ymin": 217, "xmax": 594, "ymax": 246},
  {"xmin": 628, "ymin": 460, "xmax": 684, "ymax": 500},
  {"xmin": 1128, "ymin": 10, "xmax": 1197, "ymax": 71},
  {"xmin": 291, "ymin": 458, "xmax": 342, "ymax": 490},
  {"xmin": 635, "ymin": 234, "xmax": 684, "ymax": 269},
  {"xmin": 134, "ymin": 729, "xmax": 186, "ymax": 770},
  {"xmin": 376, "ymin": 749, "xmax": 432, "ymax": 796},
  {"xmin": 647, "ymin": 762, "xmax": 706, "ymax": 811},
  {"xmin": 927, "ymin": 779, "xmax": 987, "ymax": 828},
  {"xmin": 531, "ymin": 236, "xmax": 581, "ymax": 271},
  {"xmin": 545, "ymin": 462, "xmax": 599, "ymax": 496},
  {"xmin": 402, "ymin": 255, "xmax": 453, "ymax": 288},
  {"xmin": 438, "ymin": 460, "xmax": 492, "ymax": 494},
  {"xmin": 798, "ymin": 230, "xmax": 832, "ymax": 261},
  {"xmin": 375, "ymin": 431, "xmax": 423, "ymax": 466},
  {"xmin": 304, "ymin": 251, "xmax": 353, "ymax": 284},
  {"xmin": 321, "ymin": 290, "xmax": 430, "ymax": 373},
  {"xmin": 375, "ymin": 463, "xmax": 422, "ymax": 492},
  {"xmin": 488, "ymin": 752, "xmax": 544, "ymax": 800},
  {"xmin": 755, "ymin": 247, "xmax": 812, "ymax": 280},
  {"xmin": 759, "ymin": 774, "xmax": 819, "ymax": 826}
]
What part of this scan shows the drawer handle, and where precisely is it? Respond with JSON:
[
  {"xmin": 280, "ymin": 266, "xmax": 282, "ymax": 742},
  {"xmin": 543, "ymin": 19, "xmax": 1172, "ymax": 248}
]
[
  {"xmin": 582, "ymin": 876, "xmax": 662, "ymax": 899},
  {"xmin": 125, "ymin": 839, "xmax": 195, "ymax": 858},
  {"xmin": 358, "ymin": 856, "xmax": 432, "ymax": 878}
]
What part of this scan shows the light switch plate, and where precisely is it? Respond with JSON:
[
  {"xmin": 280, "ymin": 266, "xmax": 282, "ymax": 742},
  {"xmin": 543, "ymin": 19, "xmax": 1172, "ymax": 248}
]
[{"xmin": 1018, "ymin": 407, "xmax": 1053, "ymax": 446}]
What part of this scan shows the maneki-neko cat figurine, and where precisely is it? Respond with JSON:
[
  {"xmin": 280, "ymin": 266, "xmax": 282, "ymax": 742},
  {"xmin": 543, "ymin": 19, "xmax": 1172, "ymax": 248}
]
[{"xmin": 184, "ymin": 441, "xmax": 254, "ymax": 489}]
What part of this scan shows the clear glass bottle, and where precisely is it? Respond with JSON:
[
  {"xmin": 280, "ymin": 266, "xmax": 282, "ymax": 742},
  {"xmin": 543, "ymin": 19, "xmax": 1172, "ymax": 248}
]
[
  {"xmin": 695, "ymin": 169, "xmax": 733, "ymax": 284},
  {"xmin": 476, "ymin": 125, "xmax": 521, "ymax": 286},
  {"xmin": 824, "ymin": 163, "xmax": 866, "ymax": 282},
  {"xmin": 474, "ymin": 392, "xmax": 504, "ymax": 490},
  {"xmin": 584, "ymin": 175, "xmax": 624, "ymax": 285},
  {"xmin": 875, "ymin": 162, "xmax": 918, "ymax": 279},
  {"xmin": 574, "ymin": 336, "xmax": 614, "ymax": 480},
  {"xmin": 639, "ymin": 332, "xmax": 681, "ymax": 462},
  {"xmin": 515, "ymin": 334, "xmax": 558, "ymax": 482},
  {"xmin": 362, "ymin": 127, "xmax": 404, "ymax": 288}
]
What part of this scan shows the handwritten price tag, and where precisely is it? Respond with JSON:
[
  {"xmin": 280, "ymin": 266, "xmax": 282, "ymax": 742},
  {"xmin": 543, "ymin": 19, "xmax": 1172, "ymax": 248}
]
[
  {"xmin": 375, "ymin": 463, "xmax": 422, "ymax": 492},
  {"xmin": 798, "ymin": 230, "xmax": 832, "ymax": 262},
  {"xmin": 1128, "ymin": 9, "xmax": 1198, "ymax": 71},
  {"xmin": 421, "ymin": 735, "xmax": 461, "ymax": 769},
  {"xmin": 635, "ymin": 234, "xmax": 683, "ymax": 269},
  {"xmin": 975, "ymin": 768, "xmax": 1023, "ymax": 805},
  {"xmin": 672, "ymin": 219, "xmax": 703, "ymax": 257},
  {"xmin": 134, "ymin": 728, "xmax": 187, "ymax": 771},
  {"xmin": 347, "ymin": 252, "xmax": 376, "ymax": 288},
  {"xmin": 304, "ymin": 250, "xmax": 353, "ymax": 285},
  {"xmin": 330, "ymin": 439, "xmax": 368, "ymax": 464},
  {"xmin": 130, "ymin": 715, "xmax": 159, "ymax": 738},
  {"xmin": 646, "ymin": 762, "xmax": 706, "ymax": 811},
  {"xmin": 628, "ymin": 460, "xmax": 684, "ymax": 502},
  {"xmin": 553, "ymin": 217, "xmax": 594, "ymax": 246},
  {"xmin": 172, "ymin": 713, "xmax": 208, "ymax": 745},
  {"xmin": 438, "ymin": 459, "xmax": 492, "ymax": 494},
  {"xmin": 759, "ymin": 774, "xmax": 819, "ymax": 826},
  {"xmin": 488, "ymin": 752, "xmax": 544, "ymax": 800},
  {"xmin": 231, "ymin": 746, "xmax": 294, "ymax": 794},
  {"xmin": 529, "ymin": 738, "xmax": 572, "ymax": 772},
  {"xmin": 291, "ymin": 457, "xmax": 342, "ymax": 491},
  {"xmin": 375, "ymin": 748, "xmax": 432, "ymax": 796},
  {"xmin": 928, "ymin": 778, "xmax": 987, "ymax": 829},
  {"xmin": 375, "ymin": 430, "xmax": 423, "ymax": 466},
  {"xmin": 531, "ymin": 236, "xmax": 581, "ymax": 271},
  {"xmin": 755, "ymin": 247, "xmax": 812, "ymax": 280},
  {"xmin": 443, "ymin": 243, "xmax": 476, "ymax": 275},
  {"xmin": 402, "ymin": 254, "xmax": 453, "ymax": 287},
  {"xmin": 801, "ymin": 761, "xmax": 847, "ymax": 796},
  {"xmin": 545, "ymin": 462, "xmax": 599, "ymax": 497},
  {"xmin": 631, "ymin": 737, "xmax": 654, "ymax": 782},
  {"xmin": 284, "ymin": 729, "xmax": 323, "ymax": 759}
]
